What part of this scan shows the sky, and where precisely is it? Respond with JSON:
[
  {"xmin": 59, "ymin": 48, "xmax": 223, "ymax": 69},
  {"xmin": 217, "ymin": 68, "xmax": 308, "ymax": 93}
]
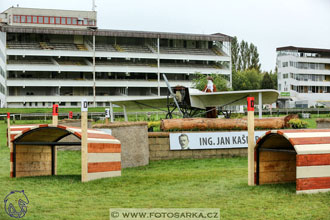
[{"xmin": 1, "ymin": 0, "xmax": 329, "ymax": 72}]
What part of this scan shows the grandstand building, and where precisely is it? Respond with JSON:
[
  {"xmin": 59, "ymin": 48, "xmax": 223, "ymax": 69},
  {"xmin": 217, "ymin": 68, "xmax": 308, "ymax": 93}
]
[
  {"xmin": 0, "ymin": 6, "xmax": 232, "ymax": 108},
  {"xmin": 277, "ymin": 46, "xmax": 330, "ymax": 108}
]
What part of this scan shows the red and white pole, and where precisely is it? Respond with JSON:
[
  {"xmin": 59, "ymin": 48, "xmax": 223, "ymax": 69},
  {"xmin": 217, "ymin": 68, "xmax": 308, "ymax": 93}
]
[
  {"xmin": 7, "ymin": 112, "xmax": 11, "ymax": 149},
  {"xmin": 247, "ymin": 97, "xmax": 255, "ymax": 186},
  {"xmin": 52, "ymin": 104, "xmax": 59, "ymax": 126}
]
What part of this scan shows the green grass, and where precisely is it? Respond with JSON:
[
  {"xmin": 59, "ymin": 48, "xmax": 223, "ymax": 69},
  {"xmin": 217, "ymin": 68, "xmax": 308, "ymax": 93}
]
[{"xmin": 0, "ymin": 121, "xmax": 329, "ymax": 219}]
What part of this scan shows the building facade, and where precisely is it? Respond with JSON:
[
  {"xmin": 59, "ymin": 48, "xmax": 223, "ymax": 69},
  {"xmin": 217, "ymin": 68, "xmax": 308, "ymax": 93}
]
[
  {"xmin": 276, "ymin": 46, "xmax": 330, "ymax": 108},
  {"xmin": 0, "ymin": 7, "xmax": 232, "ymax": 108}
]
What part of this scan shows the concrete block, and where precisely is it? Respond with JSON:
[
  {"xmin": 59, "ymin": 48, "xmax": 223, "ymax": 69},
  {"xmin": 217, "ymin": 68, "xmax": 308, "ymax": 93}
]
[
  {"xmin": 156, "ymin": 138, "xmax": 169, "ymax": 145},
  {"xmin": 156, "ymin": 150, "xmax": 169, "ymax": 158}
]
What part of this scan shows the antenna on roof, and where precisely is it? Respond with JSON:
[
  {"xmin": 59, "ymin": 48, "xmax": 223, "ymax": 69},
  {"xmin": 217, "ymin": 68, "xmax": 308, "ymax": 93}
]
[{"xmin": 92, "ymin": 0, "xmax": 96, "ymax": 11}]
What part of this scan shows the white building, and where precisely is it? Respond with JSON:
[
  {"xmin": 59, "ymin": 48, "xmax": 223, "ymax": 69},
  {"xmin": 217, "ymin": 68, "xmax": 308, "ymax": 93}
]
[
  {"xmin": 0, "ymin": 6, "xmax": 232, "ymax": 108},
  {"xmin": 276, "ymin": 46, "xmax": 330, "ymax": 108}
]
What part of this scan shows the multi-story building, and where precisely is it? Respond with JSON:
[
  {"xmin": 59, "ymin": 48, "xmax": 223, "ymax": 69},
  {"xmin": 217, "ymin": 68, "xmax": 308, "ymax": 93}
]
[
  {"xmin": 276, "ymin": 46, "xmax": 330, "ymax": 108},
  {"xmin": 0, "ymin": 6, "xmax": 232, "ymax": 108}
]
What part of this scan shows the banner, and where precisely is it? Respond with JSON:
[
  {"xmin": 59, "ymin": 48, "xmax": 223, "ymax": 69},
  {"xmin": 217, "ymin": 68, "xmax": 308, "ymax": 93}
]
[{"xmin": 170, "ymin": 131, "xmax": 266, "ymax": 150}]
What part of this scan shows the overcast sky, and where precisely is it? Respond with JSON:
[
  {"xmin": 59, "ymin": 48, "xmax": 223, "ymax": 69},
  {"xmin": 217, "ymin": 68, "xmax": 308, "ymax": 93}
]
[{"xmin": 1, "ymin": 0, "xmax": 329, "ymax": 72}]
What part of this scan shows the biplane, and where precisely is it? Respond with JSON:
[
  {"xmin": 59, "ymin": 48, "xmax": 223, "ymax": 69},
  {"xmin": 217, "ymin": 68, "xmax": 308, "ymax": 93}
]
[{"xmin": 111, "ymin": 74, "xmax": 279, "ymax": 119}]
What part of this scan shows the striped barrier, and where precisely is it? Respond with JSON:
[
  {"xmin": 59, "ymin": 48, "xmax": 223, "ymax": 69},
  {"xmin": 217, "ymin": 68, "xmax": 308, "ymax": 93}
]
[
  {"xmin": 256, "ymin": 129, "xmax": 330, "ymax": 194},
  {"xmin": 9, "ymin": 124, "xmax": 121, "ymax": 182}
]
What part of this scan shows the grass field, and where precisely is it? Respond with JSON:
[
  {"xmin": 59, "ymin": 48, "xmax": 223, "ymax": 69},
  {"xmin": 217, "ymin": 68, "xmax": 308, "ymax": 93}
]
[{"xmin": 0, "ymin": 121, "xmax": 329, "ymax": 220}]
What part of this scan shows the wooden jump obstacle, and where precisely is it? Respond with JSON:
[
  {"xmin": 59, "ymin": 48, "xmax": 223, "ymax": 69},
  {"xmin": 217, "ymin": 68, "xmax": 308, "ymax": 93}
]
[
  {"xmin": 255, "ymin": 129, "xmax": 330, "ymax": 194},
  {"xmin": 8, "ymin": 102, "xmax": 121, "ymax": 182}
]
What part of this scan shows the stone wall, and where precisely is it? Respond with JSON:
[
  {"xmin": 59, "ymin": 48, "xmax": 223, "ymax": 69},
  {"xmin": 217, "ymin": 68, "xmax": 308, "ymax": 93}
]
[
  {"xmin": 93, "ymin": 122, "xmax": 149, "ymax": 168},
  {"xmin": 149, "ymin": 132, "xmax": 247, "ymax": 161},
  {"xmin": 316, "ymin": 118, "xmax": 330, "ymax": 128}
]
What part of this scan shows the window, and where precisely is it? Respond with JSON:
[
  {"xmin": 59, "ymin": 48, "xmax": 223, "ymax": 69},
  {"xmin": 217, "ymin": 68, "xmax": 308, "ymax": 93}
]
[
  {"xmin": 21, "ymin": 16, "xmax": 26, "ymax": 23},
  {"xmin": 61, "ymin": 17, "xmax": 66, "ymax": 24},
  {"xmin": 84, "ymin": 18, "xmax": 88, "ymax": 25},
  {"xmin": 44, "ymin": 16, "xmax": 49, "ymax": 23},
  {"xmin": 282, "ymin": 62, "xmax": 288, "ymax": 67},
  {"xmin": 72, "ymin": 18, "xmax": 77, "ymax": 25},
  {"xmin": 27, "ymin": 16, "xmax": 32, "ymax": 23},
  {"xmin": 33, "ymin": 16, "xmax": 37, "ymax": 23},
  {"xmin": 67, "ymin": 18, "xmax": 71, "ymax": 24},
  {"xmin": 56, "ymin": 17, "xmax": 60, "ymax": 24},
  {"xmin": 38, "ymin": 16, "xmax": 43, "ymax": 23},
  {"xmin": 50, "ymin": 17, "xmax": 54, "ymax": 24},
  {"xmin": 78, "ymin": 19, "xmax": 83, "ymax": 25},
  {"xmin": 13, "ymin": 15, "xmax": 19, "ymax": 23},
  {"xmin": 71, "ymin": 102, "xmax": 78, "ymax": 106}
]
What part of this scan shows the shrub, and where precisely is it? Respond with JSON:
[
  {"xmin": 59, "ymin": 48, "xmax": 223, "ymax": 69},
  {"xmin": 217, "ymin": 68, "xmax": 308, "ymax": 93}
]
[
  {"xmin": 148, "ymin": 121, "xmax": 160, "ymax": 128},
  {"xmin": 288, "ymin": 118, "xmax": 308, "ymax": 129}
]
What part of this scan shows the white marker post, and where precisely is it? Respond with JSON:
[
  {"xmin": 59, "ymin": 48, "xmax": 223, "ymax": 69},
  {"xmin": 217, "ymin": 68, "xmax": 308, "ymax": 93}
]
[
  {"xmin": 105, "ymin": 108, "xmax": 110, "ymax": 125},
  {"xmin": 81, "ymin": 99, "xmax": 88, "ymax": 182},
  {"xmin": 52, "ymin": 104, "xmax": 59, "ymax": 126},
  {"xmin": 247, "ymin": 97, "xmax": 255, "ymax": 186},
  {"xmin": 123, "ymin": 105, "xmax": 128, "ymax": 122},
  {"xmin": 110, "ymin": 102, "xmax": 114, "ymax": 122}
]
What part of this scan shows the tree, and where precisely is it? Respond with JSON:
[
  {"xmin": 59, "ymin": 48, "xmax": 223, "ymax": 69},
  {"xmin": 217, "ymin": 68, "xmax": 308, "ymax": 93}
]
[
  {"xmin": 270, "ymin": 71, "xmax": 278, "ymax": 90},
  {"xmin": 193, "ymin": 73, "xmax": 230, "ymax": 91},
  {"xmin": 232, "ymin": 69, "xmax": 262, "ymax": 90},
  {"xmin": 231, "ymin": 36, "xmax": 240, "ymax": 72},
  {"xmin": 230, "ymin": 37, "xmax": 261, "ymax": 72},
  {"xmin": 250, "ymin": 43, "xmax": 261, "ymax": 71},
  {"xmin": 261, "ymin": 72, "xmax": 274, "ymax": 89}
]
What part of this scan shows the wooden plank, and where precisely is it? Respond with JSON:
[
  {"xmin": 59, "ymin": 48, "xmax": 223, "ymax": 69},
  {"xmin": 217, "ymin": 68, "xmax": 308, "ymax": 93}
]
[
  {"xmin": 259, "ymin": 151, "xmax": 296, "ymax": 162},
  {"xmin": 294, "ymin": 144, "xmax": 330, "ymax": 155},
  {"xmin": 87, "ymin": 153, "xmax": 121, "ymax": 163},
  {"xmin": 87, "ymin": 170, "xmax": 121, "ymax": 181},
  {"xmin": 88, "ymin": 143, "xmax": 121, "ymax": 153},
  {"xmin": 297, "ymin": 154, "xmax": 330, "ymax": 166},
  {"xmin": 87, "ymin": 138, "xmax": 120, "ymax": 144},
  {"xmin": 86, "ymin": 133, "xmax": 115, "ymax": 139},
  {"xmin": 52, "ymin": 115, "xmax": 58, "ymax": 126},
  {"xmin": 54, "ymin": 146, "xmax": 57, "ymax": 175},
  {"xmin": 16, "ymin": 170, "xmax": 52, "ymax": 178},
  {"xmin": 16, "ymin": 152, "xmax": 51, "ymax": 162},
  {"xmin": 7, "ymin": 116, "xmax": 11, "ymax": 148},
  {"xmin": 248, "ymin": 110, "xmax": 255, "ymax": 186},
  {"xmin": 15, "ymin": 145, "xmax": 29, "ymax": 153},
  {"xmin": 290, "ymin": 137, "xmax": 330, "ymax": 146},
  {"xmin": 284, "ymin": 132, "xmax": 330, "ymax": 138},
  {"xmin": 259, "ymin": 171, "xmax": 296, "ymax": 184},
  {"xmin": 81, "ymin": 111, "xmax": 88, "ymax": 182},
  {"xmin": 88, "ymin": 161, "xmax": 121, "ymax": 173},
  {"xmin": 16, "ymin": 161, "xmax": 52, "ymax": 172},
  {"xmin": 297, "ymin": 165, "xmax": 330, "ymax": 178},
  {"xmin": 278, "ymin": 129, "xmax": 330, "ymax": 134},
  {"xmin": 297, "ymin": 177, "xmax": 330, "ymax": 191},
  {"xmin": 259, "ymin": 160, "xmax": 296, "ymax": 172}
]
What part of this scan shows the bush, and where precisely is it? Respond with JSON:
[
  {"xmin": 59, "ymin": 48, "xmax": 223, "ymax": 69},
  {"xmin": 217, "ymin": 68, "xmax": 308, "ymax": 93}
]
[{"xmin": 288, "ymin": 118, "xmax": 308, "ymax": 129}]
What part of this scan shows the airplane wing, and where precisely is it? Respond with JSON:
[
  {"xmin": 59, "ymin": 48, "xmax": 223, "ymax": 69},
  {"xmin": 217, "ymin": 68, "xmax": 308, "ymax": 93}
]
[
  {"xmin": 111, "ymin": 89, "xmax": 279, "ymax": 110},
  {"xmin": 189, "ymin": 89, "xmax": 279, "ymax": 109},
  {"xmin": 112, "ymin": 96, "xmax": 170, "ymax": 110}
]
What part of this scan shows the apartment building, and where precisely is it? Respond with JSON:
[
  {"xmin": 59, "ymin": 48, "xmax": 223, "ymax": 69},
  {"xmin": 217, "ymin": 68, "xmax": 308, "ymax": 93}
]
[
  {"xmin": 0, "ymin": 6, "xmax": 232, "ymax": 108},
  {"xmin": 276, "ymin": 46, "xmax": 330, "ymax": 108}
]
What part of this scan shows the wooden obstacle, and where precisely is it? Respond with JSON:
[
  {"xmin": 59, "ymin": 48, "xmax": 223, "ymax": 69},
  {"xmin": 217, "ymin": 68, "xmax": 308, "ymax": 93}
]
[
  {"xmin": 255, "ymin": 129, "xmax": 330, "ymax": 194},
  {"xmin": 8, "ymin": 102, "xmax": 121, "ymax": 182},
  {"xmin": 9, "ymin": 124, "xmax": 121, "ymax": 181}
]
